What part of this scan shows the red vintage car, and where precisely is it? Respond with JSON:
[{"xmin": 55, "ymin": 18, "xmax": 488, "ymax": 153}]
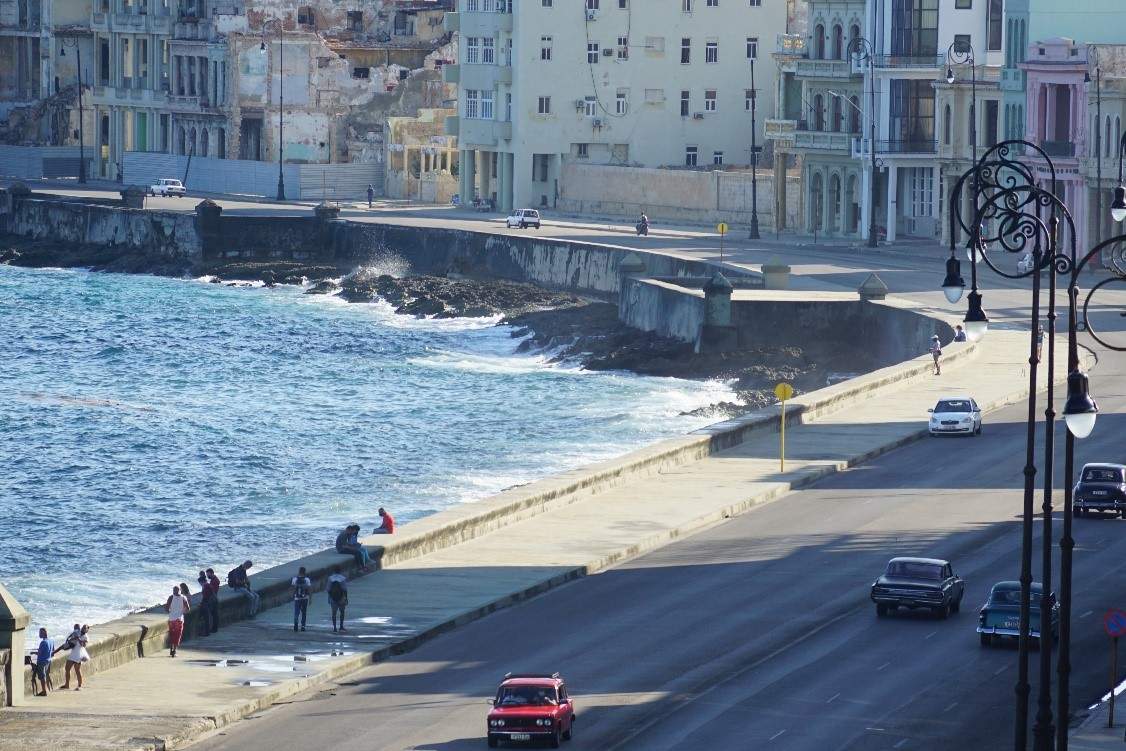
[{"xmin": 486, "ymin": 672, "xmax": 575, "ymax": 748}]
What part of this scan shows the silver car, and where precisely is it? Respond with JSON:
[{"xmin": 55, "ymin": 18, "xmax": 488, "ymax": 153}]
[{"xmin": 928, "ymin": 396, "xmax": 982, "ymax": 436}]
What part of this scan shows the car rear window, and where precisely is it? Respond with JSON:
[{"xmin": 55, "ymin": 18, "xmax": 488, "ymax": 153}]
[
  {"xmin": 989, "ymin": 588, "xmax": 1022, "ymax": 605},
  {"xmin": 1083, "ymin": 468, "xmax": 1123, "ymax": 482},
  {"xmin": 886, "ymin": 561, "xmax": 943, "ymax": 579},
  {"xmin": 934, "ymin": 400, "xmax": 971, "ymax": 413}
]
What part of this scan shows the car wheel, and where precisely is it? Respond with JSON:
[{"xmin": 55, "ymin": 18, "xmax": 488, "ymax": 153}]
[
  {"xmin": 487, "ymin": 734, "xmax": 498, "ymax": 748},
  {"xmin": 952, "ymin": 597, "xmax": 961, "ymax": 614},
  {"xmin": 549, "ymin": 726, "xmax": 561, "ymax": 748},
  {"xmin": 937, "ymin": 602, "xmax": 952, "ymax": 619},
  {"xmin": 980, "ymin": 633, "xmax": 992, "ymax": 647},
  {"xmin": 520, "ymin": 222, "xmax": 526, "ymax": 229},
  {"xmin": 876, "ymin": 603, "xmax": 888, "ymax": 617},
  {"xmin": 535, "ymin": 223, "xmax": 541, "ymax": 229},
  {"xmin": 563, "ymin": 716, "xmax": 573, "ymax": 741},
  {"xmin": 975, "ymin": 423, "xmax": 982, "ymax": 436}
]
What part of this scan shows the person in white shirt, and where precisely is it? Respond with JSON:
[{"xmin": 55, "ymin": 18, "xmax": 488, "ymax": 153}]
[{"xmin": 164, "ymin": 585, "xmax": 190, "ymax": 657}]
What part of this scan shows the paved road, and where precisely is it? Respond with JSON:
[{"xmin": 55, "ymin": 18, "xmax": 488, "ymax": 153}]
[{"xmin": 190, "ymin": 343, "xmax": 1126, "ymax": 751}]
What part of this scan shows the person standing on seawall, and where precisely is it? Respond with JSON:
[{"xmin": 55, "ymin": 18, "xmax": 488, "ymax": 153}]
[
  {"xmin": 292, "ymin": 566, "xmax": 312, "ymax": 632},
  {"xmin": 165, "ymin": 585, "xmax": 190, "ymax": 657},
  {"xmin": 206, "ymin": 568, "xmax": 222, "ymax": 631},
  {"xmin": 373, "ymin": 507, "xmax": 395, "ymax": 535}
]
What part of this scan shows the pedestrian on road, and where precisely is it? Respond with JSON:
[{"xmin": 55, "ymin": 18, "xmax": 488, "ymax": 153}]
[
  {"xmin": 206, "ymin": 568, "xmax": 222, "ymax": 632},
  {"xmin": 367, "ymin": 184, "xmax": 374, "ymax": 209},
  {"xmin": 227, "ymin": 560, "xmax": 260, "ymax": 617},
  {"xmin": 1036, "ymin": 324, "xmax": 1045, "ymax": 362},
  {"xmin": 373, "ymin": 507, "xmax": 395, "ymax": 535},
  {"xmin": 335, "ymin": 524, "xmax": 371, "ymax": 569},
  {"xmin": 62, "ymin": 625, "xmax": 90, "ymax": 689},
  {"xmin": 953, "ymin": 325, "xmax": 967, "ymax": 342},
  {"xmin": 33, "ymin": 628, "xmax": 54, "ymax": 696},
  {"xmin": 327, "ymin": 570, "xmax": 349, "ymax": 633},
  {"xmin": 292, "ymin": 566, "xmax": 312, "ymax": 632},
  {"xmin": 929, "ymin": 335, "xmax": 942, "ymax": 375},
  {"xmin": 165, "ymin": 585, "xmax": 190, "ymax": 657}
]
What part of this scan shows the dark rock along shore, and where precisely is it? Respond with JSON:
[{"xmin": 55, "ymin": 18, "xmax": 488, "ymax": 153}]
[{"xmin": 0, "ymin": 234, "xmax": 872, "ymax": 417}]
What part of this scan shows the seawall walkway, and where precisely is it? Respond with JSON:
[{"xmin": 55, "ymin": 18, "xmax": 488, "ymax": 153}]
[{"xmin": 0, "ymin": 327, "xmax": 1074, "ymax": 750}]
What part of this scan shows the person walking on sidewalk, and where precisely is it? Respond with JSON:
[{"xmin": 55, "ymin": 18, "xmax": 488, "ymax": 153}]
[
  {"xmin": 228, "ymin": 560, "xmax": 260, "ymax": 616},
  {"xmin": 165, "ymin": 585, "xmax": 190, "ymax": 657},
  {"xmin": 373, "ymin": 507, "xmax": 395, "ymax": 535},
  {"xmin": 33, "ymin": 628, "xmax": 55, "ymax": 696},
  {"xmin": 292, "ymin": 566, "xmax": 312, "ymax": 632},
  {"xmin": 61, "ymin": 625, "xmax": 90, "ymax": 689},
  {"xmin": 327, "ymin": 571, "xmax": 349, "ymax": 633},
  {"xmin": 367, "ymin": 184, "xmax": 374, "ymax": 209},
  {"xmin": 56, "ymin": 624, "xmax": 80, "ymax": 688},
  {"xmin": 929, "ymin": 335, "xmax": 942, "ymax": 376},
  {"xmin": 206, "ymin": 568, "xmax": 222, "ymax": 631}
]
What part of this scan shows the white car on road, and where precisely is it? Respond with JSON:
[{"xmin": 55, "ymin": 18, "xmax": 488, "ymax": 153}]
[
  {"xmin": 505, "ymin": 208, "xmax": 541, "ymax": 229},
  {"xmin": 928, "ymin": 396, "xmax": 983, "ymax": 436},
  {"xmin": 149, "ymin": 178, "xmax": 186, "ymax": 197}
]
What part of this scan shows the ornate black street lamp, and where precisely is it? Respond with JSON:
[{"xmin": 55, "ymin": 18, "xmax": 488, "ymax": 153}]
[
  {"xmin": 261, "ymin": 19, "xmax": 286, "ymax": 201},
  {"xmin": 847, "ymin": 36, "xmax": 878, "ymax": 248},
  {"xmin": 947, "ymin": 139, "xmax": 1126, "ymax": 751},
  {"xmin": 749, "ymin": 56, "xmax": 761, "ymax": 240},
  {"xmin": 58, "ymin": 38, "xmax": 87, "ymax": 184},
  {"xmin": 1086, "ymin": 46, "xmax": 1101, "ymax": 243}
]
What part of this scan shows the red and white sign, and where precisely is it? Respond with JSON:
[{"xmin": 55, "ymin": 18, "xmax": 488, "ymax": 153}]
[{"xmin": 1103, "ymin": 609, "xmax": 1126, "ymax": 638}]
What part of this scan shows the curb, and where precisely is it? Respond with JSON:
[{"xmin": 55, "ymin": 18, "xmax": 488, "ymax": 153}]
[{"xmin": 142, "ymin": 344, "xmax": 1065, "ymax": 750}]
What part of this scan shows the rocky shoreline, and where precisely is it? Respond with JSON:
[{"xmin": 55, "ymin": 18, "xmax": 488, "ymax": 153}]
[{"xmin": 1, "ymin": 235, "xmax": 842, "ymax": 417}]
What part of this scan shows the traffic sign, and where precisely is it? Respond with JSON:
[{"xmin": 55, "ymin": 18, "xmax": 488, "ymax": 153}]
[
  {"xmin": 1104, "ymin": 609, "xmax": 1126, "ymax": 638},
  {"xmin": 716, "ymin": 222, "xmax": 729, "ymax": 235},
  {"xmin": 774, "ymin": 382, "xmax": 794, "ymax": 401}
]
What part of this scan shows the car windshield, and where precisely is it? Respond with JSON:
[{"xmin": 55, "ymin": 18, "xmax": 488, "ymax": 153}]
[
  {"xmin": 1083, "ymin": 468, "xmax": 1123, "ymax": 483},
  {"xmin": 497, "ymin": 686, "xmax": 558, "ymax": 706},
  {"xmin": 934, "ymin": 400, "xmax": 971, "ymax": 413},
  {"xmin": 886, "ymin": 561, "xmax": 943, "ymax": 580}
]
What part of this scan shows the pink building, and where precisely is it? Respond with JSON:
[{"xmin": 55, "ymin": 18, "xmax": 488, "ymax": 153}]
[{"xmin": 1021, "ymin": 38, "xmax": 1090, "ymax": 253}]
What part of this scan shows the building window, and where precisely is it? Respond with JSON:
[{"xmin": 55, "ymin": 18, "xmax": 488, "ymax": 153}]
[
  {"xmin": 481, "ymin": 90, "xmax": 494, "ymax": 120},
  {"xmin": 705, "ymin": 41, "xmax": 718, "ymax": 63},
  {"xmin": 680, "ymin": 90, "xmax": 690, "ymax": 116},
  {"xmin": 682, "ymin": 0, "xmax": 692, "ymax": 11},
  {"xmin": 482, "ymin": 38, "xmax": 495, "ymax": 64},
  {"xmin": 746, "ymin": 37, "xmax": 758, "ymax": 60},
  {"xmin": 576, "ymin": 143, "xmax": 589, "ymax": 158},
  {"xmin": 681, "ymin": 38, "xmax": 691, "ymax": 64},
  {"xmin": 587, "ymin": 42, "xmax": 599, "ymax": 63},
  {"xmin": 617, "ymin": 36, "xmax": 629, "ymax": 60},
  {"xmin": 685, "ymin": 145, "xmax": 698, "ymax": 166},
  {"xmin": 466, "ymin": 37, "xmax": 480, "ymax": 64},
  {"xmin": 616, "ymin": 91, "xmax": 629, "ymax": 114},
  {"xmin": 618, "ymin": 0, "xmax": 628, "ymax": 7},
  {"xmin": 584, "ymin": 96, "xmax": 597, "ymax": 117},
  {"xmin": 465, "ymin": 89, "xmax": 479, "ymax": 118},
  {"xmin": 538, "ymin": 96, "xmax": 551, "ymax": 114},
  {"xmin": 542, "ymin": 0, "xmax": 552, "ymax": 6},
  {"xmin": 467, "ymin": 0, "xmax": 479, "ymax": 9},
  {"xmin": 749, "ymin": 0, "xmax": 760, "ymax": 5},
  {"xmin": 541, "ymin": 36, "xmax": 552, "ymax": 60},
  {"xmin": 707, "ymin": 0, "xmax": 718, "ymax": 5},
  {"xmin": 943, "ymin": 104, "xmax": 951, "ymax": 144},
  {"xmin": 586, "ymin": 0, "xmax": 599, "ymax": 8},
  {"xmin": 891, "ymin": 0, "xmax": 939, "ymax": 57},
  {"xmin": 956, "ymin": 0, "xmax": 971, "ymax": 6},
  {"xmin": 909, "ymin": 167, "xmax": 934, "ymax": 217},
  {"xmin": 985, "ymin": 100, "xmax": 998, "ymax": 145},
  {"xmin": 704, "ymin": 89, "xmax": 717, "ymax": 111},
  {"xmin": 713, "ymin": 150, "xmax": 723, "ymax": 165},
  {"xmin": 953, "ymin": 34, "xmax": 970, "ymax": 54},
  {"xmin": 347, "ymin": 10, "xmax": 362, "ymax": 32},
  {"xmin": 987, "ymin": 0, "xmax": 1002, "ymax": 50},
  {"xmin": 352, "ymin": 66, "xmax": 370, "ymax": 79}
]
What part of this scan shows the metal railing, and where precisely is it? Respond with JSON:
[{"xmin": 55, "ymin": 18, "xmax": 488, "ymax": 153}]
[
  {"xmin": 1039, "ymin": 140, "xmax": 1076, "ymax": 157},
  {"xmin": 876, "ymin": 139, "xmax": 937, "ymax": 154},
  {"xmin": 873, "ymin": 54, "xmax": 944, "ymax": 69}
]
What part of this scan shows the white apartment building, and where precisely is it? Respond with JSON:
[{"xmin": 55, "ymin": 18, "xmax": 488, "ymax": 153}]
[
  {"xmin": 769, "ymin": 0, "xmax": 1007, "ymax": 243},
  {"xmin": 444, "ymin": 0, "xmax": 788, "ymax": 212}
]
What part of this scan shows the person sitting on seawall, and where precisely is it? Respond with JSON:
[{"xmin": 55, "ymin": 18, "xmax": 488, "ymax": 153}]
[
  {"xmin": 335, "ymin": 523, "xmax": 372, "ymax": 570},
  {"xmin": 953, "ymin": 325, "xmax": 967, "ymax": 343},
  {"xmin": 227, "ymin": 560, "xmax": 260, "ymax": 617},
  {"xmin": 373, "ymin": 507, "xmax": 395, "ymax": 535}
]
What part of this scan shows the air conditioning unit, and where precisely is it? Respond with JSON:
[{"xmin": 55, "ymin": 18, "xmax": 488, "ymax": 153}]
[
  {"xmin": 592, "ymin": 118, "xmax": 603, "ymax": 128},
  {"xmin": 693, "ymin": 112, "xmax": 705, "ymax": 120},
  {"xmin": 602, "ymin": 48, "xmax": 614, "ymax": 56},
  {"xmin": 586, "ymin": 10, "xmax": 597, "ymax": 21}
]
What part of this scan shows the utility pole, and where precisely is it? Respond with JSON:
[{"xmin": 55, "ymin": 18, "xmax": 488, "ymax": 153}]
[
  {"xmin": 748, "ymin": 57, "xmax": 761, "ymax": 240},
  {"xmin": 275, "ymin": 20, "xmax": 286, "ymax": 201}
]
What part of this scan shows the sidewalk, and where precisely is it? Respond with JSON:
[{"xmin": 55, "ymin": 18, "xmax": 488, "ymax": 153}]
[
  {"xmin": 0, "ymin": 328, "xmax": 1071, "ymax": 751},
  {"xmin": 1071, "ymin": 688, "xmax": 1126, "ymax": 749}
]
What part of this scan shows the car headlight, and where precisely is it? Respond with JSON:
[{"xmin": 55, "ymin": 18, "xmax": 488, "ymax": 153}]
[
  {"xmin": 491, "ymin": 719, "xmax": 504, "ymax": 727},
  {"xmin": 962, "ymin": 416, "xmax": 973, "ymax": 423},
  {"xmin": 539, "ymin": 719, "xmax": 552, "ymax": 727}
]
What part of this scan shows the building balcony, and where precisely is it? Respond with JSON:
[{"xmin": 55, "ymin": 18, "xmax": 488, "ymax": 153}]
[
  {"xmin": 873, "ymin": 54, "xmax": 943, "ymax": 71},
  {"xmin": 1038, "ymin": 140, "xmax": 1077, "ymax": 158},
  {"xmin": 872, "ymin": 138, "xmax": 938, "ymax": 156},
  {"xmin": 1000, "ymin": 68, "xmax": 1025, "ymax": 92},
  {"xmin": 458, "ymin": 118, "xmax": 510, "ymax": 148},
  {"xmin": 792, "ymin": 124, "xmax": 856, "ymax": 152},
  {"xmin": 764, "ymin": 118, "xmax": 796, "ymax": 142},
  {"xmin": 775, "ymin": 33, "xmax": 806, "ymax": 57},
  {"xmin": 794, "ymin": 58, "xmax": 856, "ymax": 79}
]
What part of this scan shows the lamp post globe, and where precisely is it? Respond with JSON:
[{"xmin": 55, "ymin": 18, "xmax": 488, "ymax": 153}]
[
  {"xmin": 946, "ymin": 67, "xmax": 955, "ymax": 85},
  {"xmin": 1111, "ymin": 186, "xmax": 1126, "ymax": 222},
  {"xmin": 941, "ymin": 256, "xmax": 965, "ymax": 304},
  {"xmin": 963, "ymin": 291, "xmax": 989, "ymax": 342},
  {"xmin": 1063, "ymin": 371, "xmax": 1099, "ymax": 438}
]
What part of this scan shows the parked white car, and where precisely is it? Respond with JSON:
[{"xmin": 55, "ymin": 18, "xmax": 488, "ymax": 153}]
[
  {"xmin": 928, "ymin": 396, "xmax": 983, "ymax": 436},
  {"xmin": 506, "ymin": 208, "xmax": 541, "ymax": 229},
  {"xmin": 150, "ymin": 178, "xmax": 186, "ymax": 197}
]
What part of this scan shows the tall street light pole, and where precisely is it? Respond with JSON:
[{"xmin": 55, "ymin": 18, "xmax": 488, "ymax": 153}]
[
  {"xmin": 748, "ymin": 56, "xmax": 761, "ymax": 240},
  {"xmin": 1087, "ymin": 46, "xmax": 1101, "ymax": 246},
  {"xmin": 947, "ymin": 40, "xmax": 977, "ymax": 241},
  {"xmin": 59, "ymin": 39, "xmax": 87, "ymax": 184},
  {"xmin": 263, "ymin": 19, "xmax": 287, "ymax": 201},
  {"xmin": 847, "ymin": 36, "xmax": 877, "ymax": 247}
]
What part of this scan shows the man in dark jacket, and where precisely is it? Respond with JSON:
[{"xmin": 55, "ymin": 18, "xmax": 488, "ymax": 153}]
[{"xmin": 227, "ymin": 560, "xmax": 260, "ymax": 616}]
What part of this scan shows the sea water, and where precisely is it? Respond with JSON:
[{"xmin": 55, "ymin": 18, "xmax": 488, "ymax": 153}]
[{"xmin": 0, "ymin": 266, "xmax": 737, "ymax": 642}]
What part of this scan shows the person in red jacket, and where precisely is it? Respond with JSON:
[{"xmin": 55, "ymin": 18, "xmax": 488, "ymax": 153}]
[{"xmin": 373, "ymin": 507, "xmax": 395, "ymax": 534}]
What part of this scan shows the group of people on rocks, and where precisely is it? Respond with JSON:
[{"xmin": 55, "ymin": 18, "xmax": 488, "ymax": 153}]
[{"xmin": 29, "ymin": 509, "xmax": 395, "ymax": 693}]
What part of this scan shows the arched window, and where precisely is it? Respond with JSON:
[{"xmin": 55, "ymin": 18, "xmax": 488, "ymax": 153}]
[
  {"xmin": 831, "ymin": 95, "xmax": 842, "ymax": 132},
  {"xmin": 968, "ymin": 108, "xmax": 976, "ymax": 148},
  {"xmin": 849, "ymin": 24, "xmax": 860, "ymax": 54},
  {"xmin": 218, "ymin": 128, "xmax": 226, "ymax": 159},
  {"xmin": 1116, "ymin": 116, "xmax": 1121, "ymax": 156},
  {"xmin": 849, "ymin": 96, "xmax": 860, "ymax": 133},
  {"xmin": 814, "ymin": 24, "xmax": 825, "ymax": 60},
  {"xmin": 201, "ymin": 128, "xmax": 209, "ymax": 157},
  {"xmin": 944, "ymin": 104, "xmax": 952, "ymax": 145},
  {"xmin": 177, "ymin": 126, "xmax": 186, "ymax": 155},
  {"xmin": 1108, "ymin": 116, "xmax": 1114, "ymax": 158},
  {"xmin": 814, "ymin": 93, "xmax": 824, "ymax": 130},
  {"xmin": 832, "ymin": 25, "xmax": 843, "ymax": 60},
  {"xmin": 188, "ymin": 127, "xmax": 197, "ymax": 155}
]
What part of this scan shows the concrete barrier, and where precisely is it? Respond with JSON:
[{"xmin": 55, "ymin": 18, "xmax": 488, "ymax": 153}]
[{"xmin": 18, "ymin": 326, "xmax": 983, "ymax": 696}]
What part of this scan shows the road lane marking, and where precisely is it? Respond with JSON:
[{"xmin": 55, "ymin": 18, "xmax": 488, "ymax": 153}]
[
  {"xmin": 895, "ymin": 739, "xmax": 910, "ymax": 749},
  {"xmin": 770, "ymin": 730, "xmax": 786, "ymax": 741},
  {"xmin": 994, "ymin": 665, "xmax": 1008, "ymax": 676},
  {"xmin": 1081, "ymin": 610, "xmax": 1094, "ymax": 619},
  {"xmin": 877, "ymin": 662, "xmax": 891, "ymax": 671},
  {"xmin": 924, "ymin": 630, "xmax": 938, "ymax": 640},
  {"xmin": 828, "ymin": 692, "xmax": 841, "ymax": 704},
  {"xmin": 944, "ymin": 702, "xmax": 958, "ymax": 713}
]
